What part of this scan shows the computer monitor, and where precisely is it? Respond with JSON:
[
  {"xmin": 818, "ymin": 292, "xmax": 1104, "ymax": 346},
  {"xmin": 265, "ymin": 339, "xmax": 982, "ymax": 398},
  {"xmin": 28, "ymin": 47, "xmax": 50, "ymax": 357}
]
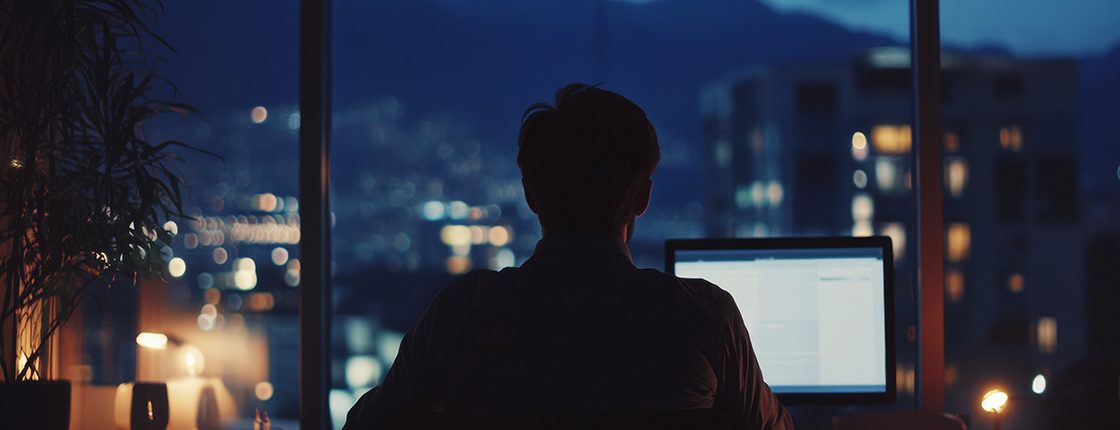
[{"xmin": 666, "ymin": 236, "xmax": 896, "ymax": 405}]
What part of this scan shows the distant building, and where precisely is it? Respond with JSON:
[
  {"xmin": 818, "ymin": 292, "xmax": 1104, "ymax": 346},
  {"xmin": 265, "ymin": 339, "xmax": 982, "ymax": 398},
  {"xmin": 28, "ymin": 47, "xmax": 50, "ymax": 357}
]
[{"xmin": 701, "ymin": 48, "xmax": 1082, "ymax": 411}]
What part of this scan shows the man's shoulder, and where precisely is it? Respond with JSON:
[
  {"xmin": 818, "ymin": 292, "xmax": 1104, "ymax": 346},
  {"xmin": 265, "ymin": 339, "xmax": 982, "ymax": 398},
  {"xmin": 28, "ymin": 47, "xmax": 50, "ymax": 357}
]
[
  {"xmin": 632, "ymin": 268, "xmax": 734, "ymax": 307},
  {"xmin": 441, "ymin": 268, "xmax": 506, "ymax": 295}
]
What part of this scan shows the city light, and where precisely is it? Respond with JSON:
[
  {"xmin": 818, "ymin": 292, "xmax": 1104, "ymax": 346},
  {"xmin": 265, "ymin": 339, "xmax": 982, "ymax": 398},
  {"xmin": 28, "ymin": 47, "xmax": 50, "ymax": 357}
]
[
  {"xmin": 213, "ymin": 247, "xmax": 228, "ymax": 265},
  {"xmin": 421, "ymin": 201, "xmax": 445, "ymax": 221},
  {"xmin": 250, "ymin": 106, "xmax": 268, "ymax": 124},
  {"xmin": 136, "ymin": 332, "xmax": 168, "ymax": 350},
  {"xmin": 1008, "ymin": 273, "xmax": 1025, "ymax": 293},
  {"xmin": 981, "ymin": 388, "xmax": 1009, "ymax": 414},
  {"xmin": 1037, "ymin": 317, "xmax": 1058, "ymax": 353},
  {"xmin": 1032, "ymin": 374, "xmax": 1047, "ymax": 394},
  {"xmin": 440, "ymin": 225, "xmax": 471, "ymax": 247},
  {"xmin": 448, "ymin": 201, "xmax": 470, "ymax": 220},
  {"xmin": 880, "ymin": 223, "xmax": 906, "ymax": 260},
  {"xmin": 852, "ymin": 170, "xmax": 868, "ymax": 188},
  {"xmin": 766, "ymin": 181, "xmax": 783, "ymax": 206},
  {"xmin": 946, "ymin": 159, "xmax": 969, "ymax": 197},
  {"xmin": 851, "ymin": 131, "xmax": 868, "ymax": 149},
  {"xmin": 345, "ymin": 356, "xmax": 382, "ymax": 389},
  {"xmin": 944, "ymin": 131, "xmax": 960, "ymax": 152},
  {"xmin": 271, "ymin": 247, "xmax": 290, "ymax": 266},
  {"xmin": 198, "ymin": 314, "xmax": 216, "ymax": 331},
  {"xmin": 946, "ymin": 223, "xmax": 971, "ymax": 262},
  {"xmin": 287, "ymin": 112, "xmax": 301, "ymax": 130},
  {"xmin": 871, "ymin": 124, "xmax": 912, "ymax": 154},
  {"xmin": 488, "ymin": 226, "xmax": 511, "ymax": 247},
  {"xmin": 851, "ymin": 194, "xmax": 874, "ymax": 222},
  {"xmin": 999, "ymin": 125, "xmax": 1023, "ymax": 152},
  {"xmin": 750, "ymin": 181, "xmax": 765, "ymax": 207},
  {"xmin": 168, "ymin": 257, "xmax": 186, "ymax": 278},
  {"xmin": 233, "ymin": 258, "xmax": 258, "ymax": 290},
  {"xmin": 494, "ymin": 248, "xmax": 515, "ymax": 269},
  {"xmin": 257, "ymin": 193, "xmax": 278, "ymax": 212},
  {"xmin": 946, "ymin": 270, "xmax": 965, "ymax": 302},
  {"xmin": 163, "ymin": 220, "xmax": 178, "ymax": 236},
  {"xmin": 204, "ymin": 288, "xmax": 221, "ymax": 305},
  {"xmin": 875, "ymin": 158, "xmax": 899, "ymax": 190},
  {"xmin": 255, "ymin": 382, "xmax": 275, "ymax": 401},
  {"xmin": 446, "ymin": 256, "xmax": 471, "ymax": 274}
]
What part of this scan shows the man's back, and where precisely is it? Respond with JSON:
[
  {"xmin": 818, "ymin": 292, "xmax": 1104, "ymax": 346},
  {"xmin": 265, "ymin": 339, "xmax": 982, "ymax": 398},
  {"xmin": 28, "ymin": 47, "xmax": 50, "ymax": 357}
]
[{"xmin": 344, "ymin": 234, "xmax": 793, "ymax": 429}]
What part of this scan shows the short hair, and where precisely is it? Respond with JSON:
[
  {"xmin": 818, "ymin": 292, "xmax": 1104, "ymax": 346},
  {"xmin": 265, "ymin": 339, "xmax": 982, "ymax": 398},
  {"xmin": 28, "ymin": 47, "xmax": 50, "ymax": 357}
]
[{"xmin": 517, "ymin": 83, "xmax": 660, "ymax": 230}]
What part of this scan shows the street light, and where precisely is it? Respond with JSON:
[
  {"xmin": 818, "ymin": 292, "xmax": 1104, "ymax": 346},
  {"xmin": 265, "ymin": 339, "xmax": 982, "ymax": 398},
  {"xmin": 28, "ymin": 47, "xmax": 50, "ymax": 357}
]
[{"xmin": 981, "ymin": 388, "xmax": 1009, "ymax": 430}]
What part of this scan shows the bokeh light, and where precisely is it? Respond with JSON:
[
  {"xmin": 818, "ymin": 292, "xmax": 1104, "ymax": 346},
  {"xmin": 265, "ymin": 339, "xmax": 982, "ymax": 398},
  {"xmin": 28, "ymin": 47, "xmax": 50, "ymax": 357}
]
[{"xmin": 250, "ymin": 106, "xmax": 268, "ymax": 124}]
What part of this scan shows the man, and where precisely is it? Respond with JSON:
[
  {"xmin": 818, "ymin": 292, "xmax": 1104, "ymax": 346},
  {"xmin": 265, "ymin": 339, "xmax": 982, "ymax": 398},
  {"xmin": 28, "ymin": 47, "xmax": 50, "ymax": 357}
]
[{"xmin": 344, "ymin": 83, "xmax": 794, "ymax": 429}]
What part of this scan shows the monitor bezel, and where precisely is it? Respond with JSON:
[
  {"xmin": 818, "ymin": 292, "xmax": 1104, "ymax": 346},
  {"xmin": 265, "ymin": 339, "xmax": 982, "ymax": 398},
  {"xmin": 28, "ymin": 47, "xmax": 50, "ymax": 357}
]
[{"xmin": 665, "ymin": 236, "xmax": 897, "ymax": 406}]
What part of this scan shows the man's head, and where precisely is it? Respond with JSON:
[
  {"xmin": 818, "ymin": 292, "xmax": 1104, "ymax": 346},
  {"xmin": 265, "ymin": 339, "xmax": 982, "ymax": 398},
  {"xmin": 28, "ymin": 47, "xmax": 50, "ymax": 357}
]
[{"xmin": 518, "ymin": 83, "xmax": 660, "ymax": 237}]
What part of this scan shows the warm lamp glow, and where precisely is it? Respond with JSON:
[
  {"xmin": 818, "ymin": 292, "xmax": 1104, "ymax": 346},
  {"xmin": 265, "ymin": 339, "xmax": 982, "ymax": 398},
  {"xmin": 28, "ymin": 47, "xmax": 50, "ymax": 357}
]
[
  {"xmin": 136, "ymin": 332, "xmax": 168, "ymax": 350},
  {"xmin": 180, "ymin": 345, "xmax": 205, "ymax": 376},
  {"xmin": 981, "ymin": 388, "xmax": 1009, "ymax": 413}
]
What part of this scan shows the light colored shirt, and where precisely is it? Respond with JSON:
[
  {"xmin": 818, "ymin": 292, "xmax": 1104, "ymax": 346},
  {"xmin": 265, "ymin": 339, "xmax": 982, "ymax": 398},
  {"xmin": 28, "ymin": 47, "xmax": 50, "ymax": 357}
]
[{"xmin": 344, "ymin": 233, "xmax": 794, "ymax": 429}]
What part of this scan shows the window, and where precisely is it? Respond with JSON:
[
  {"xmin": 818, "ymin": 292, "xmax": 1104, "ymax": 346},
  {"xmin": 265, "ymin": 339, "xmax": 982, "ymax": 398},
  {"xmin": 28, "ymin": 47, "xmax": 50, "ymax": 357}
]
[
  {"xmin": 795, "ymin": 82, "xmax": 839, "ymax": 114},
  {"xmin": 1036, "ymin": 156, "xmax": 1078, "ymax": 224},
  {"xmin": 331, "ymin": 1, "xmax": 917, "ymax": 426},
  {"xmin": 871, "ymin": 124, "xmax": 913, "ymax": 155},
  {"xmin": 62, "ymin": 1, "xmax": 302, "ymax": 427},
  {"xmin": 995, "ymin": 156, "xmax": 1026, "ymax": 222}
]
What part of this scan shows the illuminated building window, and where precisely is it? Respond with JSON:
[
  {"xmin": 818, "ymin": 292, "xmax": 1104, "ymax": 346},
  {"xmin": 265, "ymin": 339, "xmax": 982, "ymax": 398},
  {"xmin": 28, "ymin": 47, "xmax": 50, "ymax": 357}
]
[
  {"xmin": 851, "ymin": 193, "xmax": 874, "ymax": 223},
  {"xmin": 1008, "ymin": 273, "xmax": 1025, "ymax": 293},
  {"xmin": 750, "ymin": 181, "xmax": 765, "ymax": 207},
  {"xmin": 445, "ymin": 256, "xmax": 471, "ymax": 274},
  {"xmin": 766, "ymin": 181, "xmax": 784, "ymax": 206},
  {"xmin": 945, "ymin": 158, "xmax": 969, "ymax": 198},
  {"xmin": 880, "ymin": 222, "xmax": 906, "ymax": 260},
  {"xmin": 871, "ymin": 124, "xmax": 912, "ymax": 154},
  {"xmin": 875, "ymin": 157, "xmax": 909, "ymax": 192},
  {"xmin": 946, "ymin": 223, "xmax": 970, "ymax": 262},
  {"xmin": 944, "ymin": 131, "xmax": 960, "ymax": 153},
  {"xmin": 999, "ymin": 125, "xmax": 1023, "ymax": 152},
  {"xmin": 1036, "ymin": 317, "xmax": 1057, "ymax": 353},
  {"xmin": 944, "ymin": 364, "xmax": 957, "ymax": 386},
  {"xmin": 896, "ymin": 364, "xmax": 916, "ymax": 395},
  {"xmin": 852, "ymin": 221, "xmax": 873, "ymax": 237},
  {"xmin": 735, "ymin": 186, "xmax": 751, "ymax": 209},
  {"xmin": 946, "ymin": 269, "xmax": 964, "ymax": 302}
]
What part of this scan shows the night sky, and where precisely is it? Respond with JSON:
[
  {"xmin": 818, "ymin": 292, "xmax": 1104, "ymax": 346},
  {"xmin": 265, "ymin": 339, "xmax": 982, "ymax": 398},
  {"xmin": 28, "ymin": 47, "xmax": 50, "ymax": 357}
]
[{"xmin": 151, "ymin": 0, "xmax": 1120, "ymax": 193}]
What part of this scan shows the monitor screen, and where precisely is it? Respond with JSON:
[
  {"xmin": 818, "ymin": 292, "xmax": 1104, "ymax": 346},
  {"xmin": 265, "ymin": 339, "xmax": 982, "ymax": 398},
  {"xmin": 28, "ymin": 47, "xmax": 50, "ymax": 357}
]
[{"xmin": 666, "ymin": 237, "xmax": 895, "ymax": 405}]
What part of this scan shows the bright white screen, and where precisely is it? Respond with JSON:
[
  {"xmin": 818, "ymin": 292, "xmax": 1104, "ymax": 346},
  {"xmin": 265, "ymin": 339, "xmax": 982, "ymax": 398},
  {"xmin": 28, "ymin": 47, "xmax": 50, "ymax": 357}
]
[{"xmin": 674, "ymin": 247, "xmax": 887, "ymax": 394}]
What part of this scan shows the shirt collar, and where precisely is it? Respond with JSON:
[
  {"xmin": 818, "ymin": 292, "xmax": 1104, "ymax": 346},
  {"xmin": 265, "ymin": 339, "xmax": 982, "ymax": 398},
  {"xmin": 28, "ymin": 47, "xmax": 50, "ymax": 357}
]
[{"xmin": 531, "ymin": 232, "xmax": 633, "ymax": 262}]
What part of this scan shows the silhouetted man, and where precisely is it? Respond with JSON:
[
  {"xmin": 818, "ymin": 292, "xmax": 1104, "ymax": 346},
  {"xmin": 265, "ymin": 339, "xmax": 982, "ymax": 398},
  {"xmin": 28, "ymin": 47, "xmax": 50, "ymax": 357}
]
[{"xmin": 344, "ymin": 84, "xmax": 794, "ymax": 429}]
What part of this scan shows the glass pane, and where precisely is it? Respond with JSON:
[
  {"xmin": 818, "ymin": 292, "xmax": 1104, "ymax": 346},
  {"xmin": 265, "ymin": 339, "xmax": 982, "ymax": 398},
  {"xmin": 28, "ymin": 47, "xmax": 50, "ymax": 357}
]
[
  {"xmin": 58, "ymin": 1, "xmax": 302, "ymax": 427},
  {"xmin": 331, "ymin": 1, "xmax": 914, "ymax": 428},
  {"xmin": 941, "ymin": 1, "xmax": 1120, "ymax": 428}
]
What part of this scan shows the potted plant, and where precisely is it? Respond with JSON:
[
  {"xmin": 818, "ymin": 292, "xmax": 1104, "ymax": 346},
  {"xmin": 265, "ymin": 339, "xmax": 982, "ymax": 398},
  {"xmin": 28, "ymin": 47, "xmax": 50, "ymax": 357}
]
[{"xmin": 0, "ymin": 1, "xmax": 200, "ymax": 427}]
